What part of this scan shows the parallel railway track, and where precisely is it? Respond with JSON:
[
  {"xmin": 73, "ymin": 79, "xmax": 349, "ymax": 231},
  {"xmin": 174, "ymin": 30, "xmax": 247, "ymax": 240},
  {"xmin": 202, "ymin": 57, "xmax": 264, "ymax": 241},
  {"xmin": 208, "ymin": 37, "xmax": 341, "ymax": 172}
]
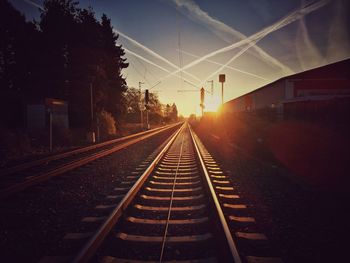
[
  {"xmin": 49, "ymin": 122, "xmax": 281, "ymax": 262},
  {"xmin": 0, "ymin": 123, "xmax": 180, "ymax": 199}
]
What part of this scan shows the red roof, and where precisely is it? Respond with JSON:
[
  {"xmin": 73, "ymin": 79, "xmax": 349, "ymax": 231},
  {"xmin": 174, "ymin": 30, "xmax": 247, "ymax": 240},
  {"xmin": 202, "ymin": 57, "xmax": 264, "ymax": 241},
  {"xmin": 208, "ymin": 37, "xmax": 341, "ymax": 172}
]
[{"xmin": 225, "ymin": 58, "xmax": 350, "ymax": 104}]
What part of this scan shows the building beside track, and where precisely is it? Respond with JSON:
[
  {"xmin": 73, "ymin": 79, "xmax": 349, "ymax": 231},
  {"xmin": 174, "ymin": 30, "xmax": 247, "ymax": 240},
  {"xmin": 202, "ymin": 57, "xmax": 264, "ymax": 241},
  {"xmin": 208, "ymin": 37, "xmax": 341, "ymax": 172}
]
[
  {"xmin": 222, "ymin": 59, "xmax": 350, "ymax": 121},
  {"xmin": 27, "ymin": 98, "xmax": 69, "ymax": 129}
]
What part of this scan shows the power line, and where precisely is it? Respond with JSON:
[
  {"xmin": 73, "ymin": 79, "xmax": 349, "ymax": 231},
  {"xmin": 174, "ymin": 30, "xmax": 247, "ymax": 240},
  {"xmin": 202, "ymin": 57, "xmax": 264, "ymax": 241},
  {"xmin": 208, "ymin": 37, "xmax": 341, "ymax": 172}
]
[
  {"xmin": 176, "ymin": 12, "xmax": 184, "ymax": 90},
  {"xmin": 134, "ymin": 55, "xmax": 159, "ymax": 82},
  {"xmin": 130, "ymin": 59, "xmax": 152, "ymax": 87}
]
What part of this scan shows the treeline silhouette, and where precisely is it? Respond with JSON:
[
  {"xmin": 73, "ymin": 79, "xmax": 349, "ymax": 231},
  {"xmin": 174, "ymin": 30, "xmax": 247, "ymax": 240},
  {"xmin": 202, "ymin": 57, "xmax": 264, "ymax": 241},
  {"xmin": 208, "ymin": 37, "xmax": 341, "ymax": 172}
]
[{"xmin": 0, "ymin": 0, "xmax": 128, "ymax": 130}]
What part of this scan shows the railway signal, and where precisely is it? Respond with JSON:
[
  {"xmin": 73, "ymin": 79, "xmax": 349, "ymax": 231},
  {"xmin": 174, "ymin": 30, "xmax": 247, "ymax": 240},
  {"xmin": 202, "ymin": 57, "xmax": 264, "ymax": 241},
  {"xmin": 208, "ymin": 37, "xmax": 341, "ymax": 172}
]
[
  {"xmin": 145, "ymin": 89, "xmax": 150, "ymax": 129},
  {"xmin": 138, "ymin": 82, "xmax": 145, "ymax": 129},
  {"xmin": 200, "ymin": 87, "xmax": 205, "ymax": 116},
  {"xmin": 145, "ymin": 89, "xmax": 149, "ymax": 105},
  {"xmin": 177, "ymin": 87, "xmax": 210, "ymax": 117},
  {"xmin": 219, "ymin": 74, "xmax": 225, "ymax": 105}
]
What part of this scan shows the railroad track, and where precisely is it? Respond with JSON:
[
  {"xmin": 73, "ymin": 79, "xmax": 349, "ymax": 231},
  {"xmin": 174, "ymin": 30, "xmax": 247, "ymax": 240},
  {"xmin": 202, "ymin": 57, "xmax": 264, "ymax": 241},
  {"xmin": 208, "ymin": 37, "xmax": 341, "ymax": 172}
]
[
  {"xmin": 0, "ymin": 123, "xmax": 180, "ymax": 199},
  {"xmin": 41, "ymin": 122, "xmax": 281, "ymax": 262}
]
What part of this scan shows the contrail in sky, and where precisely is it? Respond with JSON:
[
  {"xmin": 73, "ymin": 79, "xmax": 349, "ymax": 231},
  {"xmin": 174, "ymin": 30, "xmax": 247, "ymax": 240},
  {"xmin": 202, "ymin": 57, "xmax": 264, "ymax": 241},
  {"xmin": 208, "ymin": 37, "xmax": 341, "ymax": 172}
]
[
  {"xmin": 115, "ymin": 29, "xmax": 201, "ymax": 83},
  {"xmin": 202, "ymin": 9, "xmax": 291, "ymax": 85},
  {"xmin": 125, "ymin": 48, "xmax": 172, "ymax": 74},
  {"xmin": 202, "ymin": 36, "xmax": 264, "ymax": 85},
  {"xmin": 296, "ymin": 16, "xmax": 324, "ymax": 70},
  {"xmin": 23, "ymin": 0, "xmax": 44, "ymax": 11},
  {"xmin": 178, "ymin": 49, "xmax": 269, "ymax": 81},
  {"xmin": 158, "ymin": 0, "xmax": 329, "ymax": 83},
  {"xmin": 327, "ymin": 0, "xmax": 350, "ymax": 63},
  {"xmin": 171, "ymin": 0, "xmax": 293, "ymax": 74},
  {"xmin": 125, "ymin": 48, "xmax": 199, "ymax": 88},
  {"xmin": 295, "ymin": 0, "xmax": 324, "ymax": 70}
]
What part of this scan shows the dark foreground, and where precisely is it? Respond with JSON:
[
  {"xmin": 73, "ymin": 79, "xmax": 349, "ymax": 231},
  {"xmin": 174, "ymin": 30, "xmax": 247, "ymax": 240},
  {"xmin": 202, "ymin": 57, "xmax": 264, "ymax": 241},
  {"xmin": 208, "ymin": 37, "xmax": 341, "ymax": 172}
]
[
  {"xmin": 194, "ymin": 119, "xmax": 349, "ymax": 263},
  {"xmin": 0, "ymin": 127, "xmax": 177, "ymax": 262}
]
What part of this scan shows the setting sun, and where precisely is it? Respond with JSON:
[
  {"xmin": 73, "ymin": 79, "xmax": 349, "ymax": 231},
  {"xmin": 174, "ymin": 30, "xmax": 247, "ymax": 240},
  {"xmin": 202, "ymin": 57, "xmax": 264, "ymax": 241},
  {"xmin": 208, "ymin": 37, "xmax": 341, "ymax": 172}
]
[{"xmin": 204, "ymin": 95, "xmax": 222, "ymax": 112}]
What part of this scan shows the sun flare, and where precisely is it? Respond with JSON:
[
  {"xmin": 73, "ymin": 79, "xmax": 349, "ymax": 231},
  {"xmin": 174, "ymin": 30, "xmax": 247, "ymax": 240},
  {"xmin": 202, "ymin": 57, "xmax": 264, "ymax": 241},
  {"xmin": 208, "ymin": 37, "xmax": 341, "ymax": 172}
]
[{"xmin": 204, "ymin": 95, "xmax": 221, "ymax": 112}]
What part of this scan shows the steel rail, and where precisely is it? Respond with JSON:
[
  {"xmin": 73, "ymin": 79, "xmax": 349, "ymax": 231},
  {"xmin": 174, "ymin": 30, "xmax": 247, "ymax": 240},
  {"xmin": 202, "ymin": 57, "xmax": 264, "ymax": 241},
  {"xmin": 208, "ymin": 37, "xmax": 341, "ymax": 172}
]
[
  {"xmin": 73, "ymin": 123, "xmax": 185, "ymax": 263},
  {"xmin": 0, "ymin": 123, "xmax": 179, "ymax": 177},
  {"xmin": 0, "ymin": 123, "xmax": 182, "ymax": 199},
  {"xmin": 189, "ymin": 125, "xmax": 242, "ymax": 263},
  {"xmin": 159, "ymin": 130, "xmax": 185, "ymax": 262}
]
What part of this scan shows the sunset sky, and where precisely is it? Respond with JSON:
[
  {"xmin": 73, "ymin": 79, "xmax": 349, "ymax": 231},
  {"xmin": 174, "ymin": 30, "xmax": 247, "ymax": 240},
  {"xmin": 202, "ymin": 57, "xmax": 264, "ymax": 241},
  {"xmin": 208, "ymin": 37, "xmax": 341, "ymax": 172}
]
[{"xmin": 12, "ymin": 0, "xmax": 350, "ymax": 116}]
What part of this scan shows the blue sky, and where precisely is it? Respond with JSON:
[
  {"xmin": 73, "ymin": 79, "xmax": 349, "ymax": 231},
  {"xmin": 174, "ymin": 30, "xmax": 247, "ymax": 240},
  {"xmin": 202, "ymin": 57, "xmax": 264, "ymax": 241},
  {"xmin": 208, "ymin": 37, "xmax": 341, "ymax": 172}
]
[{"xmin": 11, "ymin": 0, "xmax": 350, "ymax": 116}]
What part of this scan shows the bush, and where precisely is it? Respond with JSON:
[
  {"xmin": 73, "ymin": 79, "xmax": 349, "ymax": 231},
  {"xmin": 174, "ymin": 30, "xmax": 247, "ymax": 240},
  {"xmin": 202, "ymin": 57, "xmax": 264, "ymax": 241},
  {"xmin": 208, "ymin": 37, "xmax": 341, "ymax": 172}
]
[
  {"xmin": 53, "ymin": 125, "xmax": 72, "ymax": 146},
  {"xmin": 0, "ymin": 128, "xmax": 31, "ymax": 165},
  {"xmin": 98, "ymin": 110, "xmax": 117, "ymax": 140}
]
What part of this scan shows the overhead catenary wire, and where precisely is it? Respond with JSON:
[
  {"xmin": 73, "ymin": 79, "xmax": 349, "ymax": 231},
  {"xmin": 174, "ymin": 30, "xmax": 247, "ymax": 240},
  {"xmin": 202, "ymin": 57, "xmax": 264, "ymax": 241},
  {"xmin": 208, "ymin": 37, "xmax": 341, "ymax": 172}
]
[
  {"xmin": 116, "ymin": 29, "xmax": 201, "ymax": 83},
  {"xmin": 176, "ymin": 11, "xmax": 184, "ymax": 91},
  {"xmin": 170, "ymin": 0, "xmax": 294, "ymax": 74},
  {"xmin": 155, "ymin": 0, "xmax": 330, "ymax": 83},
  {"xmin": 130, "ymin": 60, "xmax": 152, "ymax": 87},
  {"xmin": 178, "ymin": 49, "xmax": 269, "ymax": 81},
  {"xmin": 201, "ymin": 3, "xmax": 295, "ymax": 86},
  {"xmin": 124, "ymin": 48, "xmax": 199, "ymax": 89},
  {"xmin": 134, "ymin": 55, "xmax": 159, "ymax": 83}
]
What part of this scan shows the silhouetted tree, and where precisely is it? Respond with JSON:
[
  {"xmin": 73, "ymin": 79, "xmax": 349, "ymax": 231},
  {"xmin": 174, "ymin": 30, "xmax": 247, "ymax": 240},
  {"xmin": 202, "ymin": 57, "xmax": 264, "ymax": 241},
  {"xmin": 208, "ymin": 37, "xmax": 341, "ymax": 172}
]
[
  {"xmin": 123, "ymin": 88, "xmax": 164, "ymax": 123},
  {"xmin": 39, "ymin": 0, "xmax": 79, "ymax": 100},
  {"xmin": 38, "ymin": 1, "xmax": 128, "ymax": 129},
  {"xmin": 99, "ymin": 14, "xmax": 128, "ymax": 118},
  {"xmin": 67, "ymin": 11, "xmax": 128, "ymax": 128},
  {"xmin": 165, "ymin": 104, "xmax": 171, "ymax": 117},
  {"xmin": 68, "ymin": 7, "xmax": 102, "ymax": 127},
  {"xmin": 0, "ymin": 0, "xmax": 38, "ymax": 128},
  {"xmin": 171, "ymin": 103, "xmax": 178, "ymax": 121},
  {"xmin": 0, "ymin": 0, "xmax": 128, "ymax": 133},
  {"xmin": 123, "ymin": 87, "xmax": 141, "ymax": 114}
]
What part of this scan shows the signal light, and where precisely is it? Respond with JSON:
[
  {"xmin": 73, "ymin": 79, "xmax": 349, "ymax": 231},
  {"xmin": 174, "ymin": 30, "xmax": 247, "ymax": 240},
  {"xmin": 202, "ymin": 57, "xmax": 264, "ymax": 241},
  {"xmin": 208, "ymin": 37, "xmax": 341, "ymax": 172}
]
[
  {"xmin": 200, "ymin": 87, "xmax": 205, "ymax": 104},
  {"xmin": 145, "ymin": 89, "xmax": 149, "ymax": 105}
]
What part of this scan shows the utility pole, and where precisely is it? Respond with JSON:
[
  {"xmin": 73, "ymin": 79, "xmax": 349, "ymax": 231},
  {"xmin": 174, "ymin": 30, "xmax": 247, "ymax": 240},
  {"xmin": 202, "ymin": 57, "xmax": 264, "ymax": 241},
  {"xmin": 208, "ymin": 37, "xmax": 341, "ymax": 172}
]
[
  {"xmin": 219, "ymin": 74, "xmax": 226, "ymax": 105},
  {"xmin": 200, "ymin": 87, "xmax": 205, "ymax": 117},
  {"xmin": 48, "ymin": 108, "xmax": 52, "ymax": 152},
  {"xmin": 90, "ymin": 83, "xmax": 94, "ymax": 124},
  {"xmin": 145, "ymin": 89, "xmax": 150, "ymax": 130},
  {"xmin": 139, "ymin": 82, "xmax": 145, "ymax": 130},
  {"xmin": 89, "ymin": 82, "xmax": 95, "ymax": 143},
  {"xmin": 221, "ymin": 82, "xmax": 223, "ymax": 104},
  {"xmin": 182, "ymin": 80, "xmax": 211, "ymax": 94},
  {"xmin": 96, "ymin": 116, "xmax": 100, "ymax": 143},
  {"xmin": 207, "ymin": 80, "xmax": 214, "ymax": 97}
]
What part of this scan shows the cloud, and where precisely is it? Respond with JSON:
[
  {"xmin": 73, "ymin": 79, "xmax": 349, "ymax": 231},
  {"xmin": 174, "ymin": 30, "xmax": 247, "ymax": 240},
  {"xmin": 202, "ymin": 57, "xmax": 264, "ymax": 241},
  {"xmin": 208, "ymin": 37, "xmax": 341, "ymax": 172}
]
[
  {"xmin": 125, "ymin": 48, "xmax": 172, "ymax": 73},
  {"xmin": 115, "ymin": 29, "xmax": 200, "ymax": 83},
  {"xmin": 23, "ymin": 0, "xmax": 44, "ymax": 11},
  {"xmin": 295, "ymin": 0, "xmax": 324, "ymax": 70},
  {"xmin": 178, "ymin": 49, "xmax": 269, "ymax": 81},
  {"xmin": 295, "ymin": 16, "xmax": 324, "ymax": 70},
  {"xmin": 327, "ymin": 0, "xmax": 350, "ymax": 63},
  {"xmin": 125, "ymin": 48, "xmax": 199, "ymax": 88},
  {"xmin": 171, "ymin": 0, "xmax": 294, "ymax": 74},
  {"xmin": 159, "ymin": 0, "xmax": 330, "ymax": 83}
]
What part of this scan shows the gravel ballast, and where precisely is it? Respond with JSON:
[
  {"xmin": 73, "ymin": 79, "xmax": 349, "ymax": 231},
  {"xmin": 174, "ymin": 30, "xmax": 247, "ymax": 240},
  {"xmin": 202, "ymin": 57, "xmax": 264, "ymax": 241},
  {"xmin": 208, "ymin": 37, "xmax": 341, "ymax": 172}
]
[
  {"xmin": 0, "ymin": 126, "xmax": 178, "ymax": 262},
  {"xmin": 194, "ymin": 128, "xmax": 349, "ymax": 263}
]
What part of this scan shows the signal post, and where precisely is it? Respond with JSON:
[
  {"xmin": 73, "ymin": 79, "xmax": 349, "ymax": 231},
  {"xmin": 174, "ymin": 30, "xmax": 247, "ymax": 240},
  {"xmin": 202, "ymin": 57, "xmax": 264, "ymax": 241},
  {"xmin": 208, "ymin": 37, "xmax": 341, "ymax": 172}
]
[
  {"xmin": 219, "ymin": 74, "xmax": 225, "ymax": 105},
  {"xmin": 200, "ymin": 87, "xmax": 205, "ymax": 117}
]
